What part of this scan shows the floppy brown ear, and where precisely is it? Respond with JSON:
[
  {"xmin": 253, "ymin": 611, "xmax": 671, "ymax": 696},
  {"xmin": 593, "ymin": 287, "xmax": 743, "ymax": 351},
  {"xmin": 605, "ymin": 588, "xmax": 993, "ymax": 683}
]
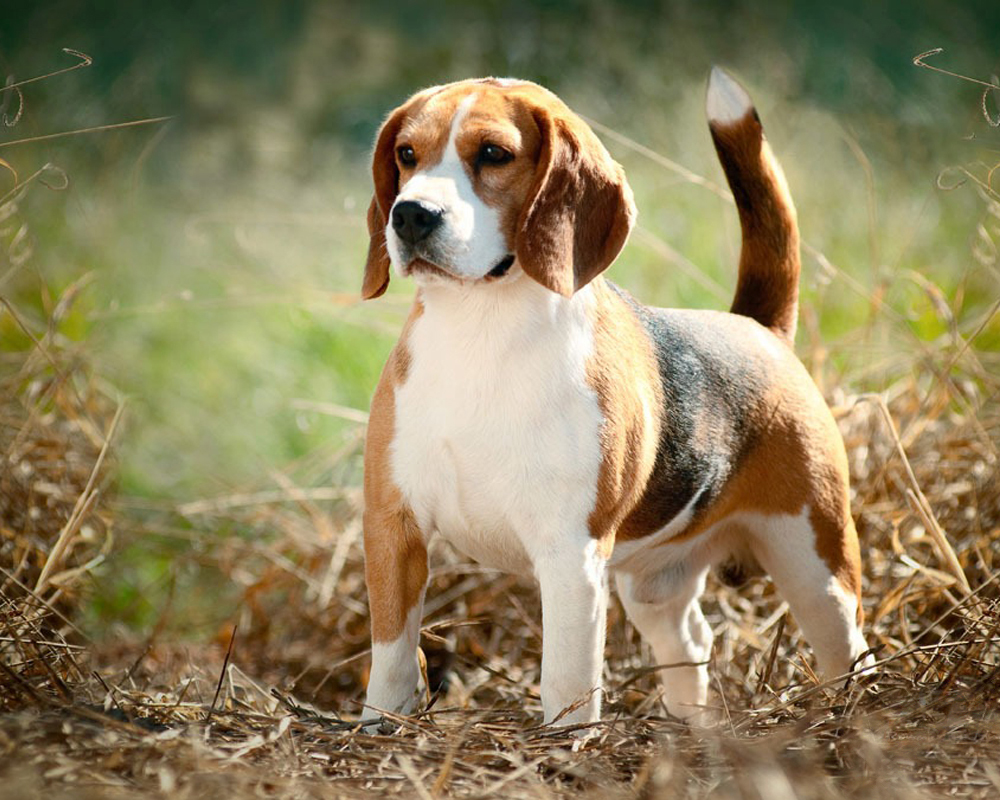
[
  {"xmin": 362, "ymin": 104, "xmax": 410, "ymax": 300},
  {"xmin": 515, "ymin": 108, "xmax": 636, "ymax": 297},
  {"xmin": 362, "ymin": 196, "xmax": 390, "ymax": 299}
]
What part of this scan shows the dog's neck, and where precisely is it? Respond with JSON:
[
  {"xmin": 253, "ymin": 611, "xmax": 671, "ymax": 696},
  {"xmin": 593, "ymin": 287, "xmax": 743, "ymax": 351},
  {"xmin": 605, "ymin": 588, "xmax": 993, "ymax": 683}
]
[{"xmin": 411, "ymin": 271, "xmax": 598, "ymax": 357}]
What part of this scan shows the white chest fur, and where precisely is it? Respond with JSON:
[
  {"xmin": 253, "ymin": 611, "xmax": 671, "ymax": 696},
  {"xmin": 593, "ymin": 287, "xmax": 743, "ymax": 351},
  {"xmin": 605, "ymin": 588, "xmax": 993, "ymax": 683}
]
[{"xmin": 390, "ymin": 277, "xmax": 605, "ymax": 577}]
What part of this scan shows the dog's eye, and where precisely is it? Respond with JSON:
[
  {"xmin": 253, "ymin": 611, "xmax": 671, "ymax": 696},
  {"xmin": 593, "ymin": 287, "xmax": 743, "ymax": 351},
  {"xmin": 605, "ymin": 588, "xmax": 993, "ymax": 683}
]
[
  {"xmin": 478, "ymin": 143, "xmax": 513, "ymax": 166},
  {"xmin": 397, "ymin": 145, "xmax": 417, "ymax": 167}
]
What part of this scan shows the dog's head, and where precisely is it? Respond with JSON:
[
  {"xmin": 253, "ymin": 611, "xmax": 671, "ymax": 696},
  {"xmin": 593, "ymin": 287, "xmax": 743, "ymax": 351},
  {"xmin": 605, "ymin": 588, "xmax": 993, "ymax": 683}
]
[{"xmin": 362, "ymin": 79, "xmax": 636, "ymax": 299}]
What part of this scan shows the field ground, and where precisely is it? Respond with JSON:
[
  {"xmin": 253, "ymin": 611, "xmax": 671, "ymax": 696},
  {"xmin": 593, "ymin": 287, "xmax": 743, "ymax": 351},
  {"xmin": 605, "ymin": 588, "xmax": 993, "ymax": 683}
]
[{"xmin": 1, "ymin": 347, "xmax": 998, "ymax": 797}]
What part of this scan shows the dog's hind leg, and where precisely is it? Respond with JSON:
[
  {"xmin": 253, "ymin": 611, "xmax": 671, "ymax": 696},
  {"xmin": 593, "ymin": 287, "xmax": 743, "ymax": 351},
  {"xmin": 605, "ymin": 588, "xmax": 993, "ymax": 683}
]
[
  {"xmin": 615, "ymin": 567, "xmax": 714, "ymax": 723},
  {"xmin": 746, "ymin": 508, "xmax": 871, "ymax": 680}
]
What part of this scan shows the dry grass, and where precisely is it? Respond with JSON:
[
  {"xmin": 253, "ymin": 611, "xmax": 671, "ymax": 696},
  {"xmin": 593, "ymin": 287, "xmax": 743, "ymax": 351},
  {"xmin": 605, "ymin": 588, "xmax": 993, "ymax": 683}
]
[{"xmin": 1, "ymin": 279, "xmax": 118, "ymax": 709}]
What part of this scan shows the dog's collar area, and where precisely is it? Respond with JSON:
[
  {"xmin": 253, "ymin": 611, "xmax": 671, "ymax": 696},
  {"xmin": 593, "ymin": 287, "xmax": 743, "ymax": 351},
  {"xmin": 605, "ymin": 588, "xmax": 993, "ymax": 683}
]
[{"xmin": 486, "ymin": 255, "xmax": 515, "ymax": 278}]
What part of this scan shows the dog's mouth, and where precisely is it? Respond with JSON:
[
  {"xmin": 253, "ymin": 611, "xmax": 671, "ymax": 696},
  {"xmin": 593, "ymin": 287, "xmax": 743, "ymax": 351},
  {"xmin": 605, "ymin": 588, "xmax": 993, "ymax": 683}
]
[
  {"xmin": 405, "ymin": 258, "xmax": 455, "ymax": 280},
  {"xmin": 403, "ymin": 254, "xmax": 516, "ymax": 282}
]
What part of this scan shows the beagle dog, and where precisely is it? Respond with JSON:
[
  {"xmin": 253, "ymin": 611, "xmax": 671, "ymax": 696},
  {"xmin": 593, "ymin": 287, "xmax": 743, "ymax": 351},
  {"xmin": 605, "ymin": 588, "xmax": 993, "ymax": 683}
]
[{"xmin": 358, "ymin": 68, "xmax": 869, "ymax": 728}]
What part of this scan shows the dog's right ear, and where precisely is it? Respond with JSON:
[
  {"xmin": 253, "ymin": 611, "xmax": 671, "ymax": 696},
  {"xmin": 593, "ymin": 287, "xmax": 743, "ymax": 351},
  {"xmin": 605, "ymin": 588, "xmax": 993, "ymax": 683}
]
[
  {"xmin": 362, "ymin": 196, "xmax": 391, "ymax": 300},
  {"xmin": 362, "ymin": 104, "xmax": 410, "ymax": 300}
]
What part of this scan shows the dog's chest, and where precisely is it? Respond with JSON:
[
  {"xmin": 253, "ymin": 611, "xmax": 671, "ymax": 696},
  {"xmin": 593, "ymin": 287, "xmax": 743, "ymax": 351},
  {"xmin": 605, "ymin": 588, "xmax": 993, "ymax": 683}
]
[{"xmin": 389, "ymin": 286, "xmax": 604, "ymax": 574}]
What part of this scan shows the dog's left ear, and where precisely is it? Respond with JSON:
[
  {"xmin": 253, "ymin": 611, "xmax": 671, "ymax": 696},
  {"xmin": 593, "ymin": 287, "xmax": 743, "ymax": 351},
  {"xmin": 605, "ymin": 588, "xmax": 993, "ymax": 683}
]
[
  {"xmin": 362, "ymin": 104, "xmax": 410, "ymax": 300},
  {"xmin": 516, "ymin": 106, "xmax": 636, "ymax": 297}
]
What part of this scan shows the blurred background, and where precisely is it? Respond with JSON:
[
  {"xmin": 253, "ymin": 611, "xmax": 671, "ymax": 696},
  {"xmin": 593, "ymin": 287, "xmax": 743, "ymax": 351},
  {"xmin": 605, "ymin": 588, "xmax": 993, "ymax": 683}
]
[{"xmin": 2, "ymin": 0, "xmax": 998, "ymax": 650}]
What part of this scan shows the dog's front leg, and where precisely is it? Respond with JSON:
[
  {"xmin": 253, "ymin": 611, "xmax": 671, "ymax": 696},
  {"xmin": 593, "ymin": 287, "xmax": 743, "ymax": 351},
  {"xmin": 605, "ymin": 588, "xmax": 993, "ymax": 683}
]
[
  {"xmin": 361, "ymin": 505, "xmax": 428, "ymax": 729},
  {"xmin": 536, "ymin": 539, "xmax": 609, "ymax": 726}
]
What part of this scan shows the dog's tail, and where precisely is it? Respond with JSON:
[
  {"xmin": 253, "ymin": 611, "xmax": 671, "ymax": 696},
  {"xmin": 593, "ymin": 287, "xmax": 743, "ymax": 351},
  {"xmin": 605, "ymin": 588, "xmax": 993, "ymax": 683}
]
[{"xmin": 706, "ymin": 67, "xmax": 800, "ymax": 344}]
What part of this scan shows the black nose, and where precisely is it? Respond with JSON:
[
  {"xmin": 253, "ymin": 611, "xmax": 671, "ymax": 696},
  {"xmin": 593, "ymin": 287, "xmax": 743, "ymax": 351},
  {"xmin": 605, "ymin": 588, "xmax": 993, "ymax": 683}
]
[{"xmin": 391, "ymin": 201, "xmax": 443, "ymax": 245}]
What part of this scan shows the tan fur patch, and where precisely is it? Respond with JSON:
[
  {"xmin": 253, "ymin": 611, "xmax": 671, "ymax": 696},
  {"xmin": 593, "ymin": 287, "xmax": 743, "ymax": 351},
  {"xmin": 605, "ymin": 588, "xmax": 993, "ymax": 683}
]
[{"xmin": 585, "ymin": 281, "xmax": 662, "ymax": 552}]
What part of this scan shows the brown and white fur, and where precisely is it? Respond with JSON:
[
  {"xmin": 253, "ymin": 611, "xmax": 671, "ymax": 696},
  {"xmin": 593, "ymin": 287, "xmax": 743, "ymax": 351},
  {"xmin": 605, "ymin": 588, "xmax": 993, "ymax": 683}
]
[{"xmin": 358, "ymin": 69, "xmax": 870, "ymax": 729}]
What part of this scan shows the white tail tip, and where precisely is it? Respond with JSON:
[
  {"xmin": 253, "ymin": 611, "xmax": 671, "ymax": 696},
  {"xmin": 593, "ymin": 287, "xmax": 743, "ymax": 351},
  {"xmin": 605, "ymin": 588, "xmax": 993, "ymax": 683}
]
[{"xmin": 706, "ymin": 66, "xmax": 754, "ymax": 125}]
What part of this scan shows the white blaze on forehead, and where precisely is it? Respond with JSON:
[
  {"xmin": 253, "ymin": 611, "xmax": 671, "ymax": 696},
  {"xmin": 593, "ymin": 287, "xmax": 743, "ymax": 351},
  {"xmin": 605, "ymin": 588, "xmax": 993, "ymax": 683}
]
[
  {"xmin": 389, "ymin": 92, "xmax": 509, "ymax": 281},
  {"xmin": 445, "ymin": 92, "xmax": 478, "ymax": 151}
]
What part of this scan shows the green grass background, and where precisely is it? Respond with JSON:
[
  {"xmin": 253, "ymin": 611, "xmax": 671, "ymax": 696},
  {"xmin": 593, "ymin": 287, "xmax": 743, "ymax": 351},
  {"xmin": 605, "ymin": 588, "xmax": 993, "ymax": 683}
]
[{"xmin": 2, "ymin": 0, "xmax": 998, "ymax": 635}]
